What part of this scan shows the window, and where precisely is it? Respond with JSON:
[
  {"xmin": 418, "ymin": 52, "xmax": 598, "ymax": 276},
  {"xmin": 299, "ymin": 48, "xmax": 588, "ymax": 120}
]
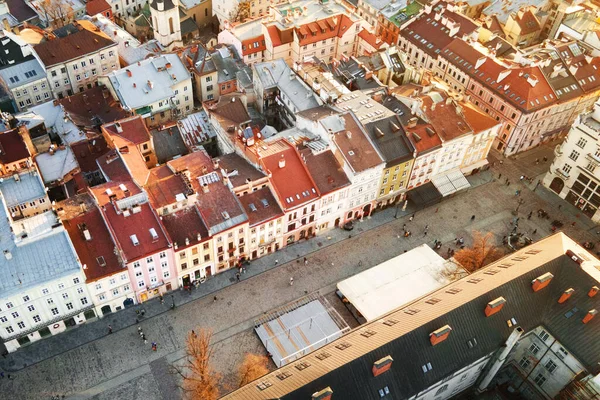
[
  {"xmin": 47, "ymin": 298, "xmax": 54, "ymax": 305},
  {"xmin": 576, "ymin": 138, "xmax": 587, "ymax": 148},
  {"xmin": 529, "ymin": 343, "xmax": 540, "ymax": 355},
  {"xmin": 134, "ymin": 261, "xmax": 141, "ymax": 268},
  {"xmin": 159, "ymin": 252, "xmax": 166, "ymax": 259},
  {"xmin": 6, "ymin": 302, "xmax": 13, "ymax": 309},
  {"xmin": 534, "ymin": 373, "xmax": 547, "ymax": 387},
  {"xmin": 11, "ymin": 312, "xmax": 18, "ymax": 318},
  {"xmin": 562, "ymin": 164, "xmax": 572, "ymax": 174},
  {"xmin": 73, "ymin": 277, "xmax": 80, "ymax": 284},
  {"xmin": 519, "ymin": 356, "xmax": 531, "ymax": 369},
  {"xmin": 137, "ymin": 280, "xmax": 145, "ymax": 288},
  {"xmin": 435, "ymin": 385, "xmax": 448, "ymax": 395},
  {"xmin": 22, "ymin": 295, "xmax": 30, "ymax": 302},
  {"xmin": 109, "ymin": 278, "xmax": 116, "ymax": 285},
  {"xmin": 95, "ymin": 283, "xmax": 102, "ymax": 290},
  {"xmin": 538, "ymin": 329, "xmax": 549, "ymax": 341},
  {"xmin": 0, "ymin": 316, "xmax": 6, "ymax": 323},
  {"xmin": 66, "ymin": 302, "xmax": 74, "ymax": 310},
  {"xmin": 58, "ymin": 283, "xmax": 64, "ymax": 289},
  {"xmin": 569, "ymin": 150, "xmax": 580, "ymax": 161},
  {"xmin": 163, "ymin": 270, "xmax": 170, "ymax": 278},
  {"xmin": 6, "ymin": 326, "xmax": 13, "ymax": 334},
  {"xmin": 81, "ymin": 297, "xmax": 88, "ymax": 305},
  {"xmin": 17, "ymin": 321, "xmax": 25, "ymax": 329},
  {"xmin": 77, "ymin": 288, "xmax": 84, "ymax": 294},
  {"xmin": 51, "ymin": 308, "xmax": 59, "ymax": 315},
  {"xmin": 62, "ymin": 293, "xmax": 69, "ymax": 299},
  {"xmin": 113, "ymin": 289, "xmax": 119, "ymax": 296},
  {"xmin": 33, "ymin": 315, "xmax": 41, "ymax": 323},
  {"xmin": 27, "ymin": 305, "xmax": 35, "ymax": 312},
  {"xmin": 545, "ymin": 360, "xmax": 557, "ymax": 373},
  {"xmin": 146, "ymin": 256, "xmax": 153, "ymax": 263}
]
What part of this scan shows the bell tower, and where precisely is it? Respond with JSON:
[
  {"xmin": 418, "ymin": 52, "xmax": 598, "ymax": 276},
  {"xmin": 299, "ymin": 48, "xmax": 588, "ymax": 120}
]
[{"xmin": 149, "ymin": 0, "xmax": 182, "ymax": 50}]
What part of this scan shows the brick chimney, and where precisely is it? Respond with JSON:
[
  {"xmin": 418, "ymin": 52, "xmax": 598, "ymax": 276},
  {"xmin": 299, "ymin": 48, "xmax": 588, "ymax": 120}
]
[
  {"xmin": 485, "ymin": 297, "xmax": 506, "ymax": 317},
  {"xmin": 531, "ymin": 272, "xmax": 553, "ymax": 292},
  {"xmin": 372, "ymin": 355, "xmax": 393, "ymax": 377},
  {"xmin": 558, "ymin": 288, "xmax": 574, "ymax": 304},
  {"xmin": 312, "ymin": 387, "xmax": 333, "ymax": 400},
  {"xmin": 430, "ymin": 325, "xmax": 452, "ymax": 346},
  {"xmin": 583, "ymin": 309, "xmax": 597, "ymax": 324},
  {"xmin": 589, "ymin": 286, "xmax": 599, "ymax": 297}
]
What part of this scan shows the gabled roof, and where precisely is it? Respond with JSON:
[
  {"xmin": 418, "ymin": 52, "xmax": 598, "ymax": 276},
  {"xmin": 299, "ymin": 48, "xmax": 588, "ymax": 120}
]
[
  {"xmin": 86, "ymin": 0, "xmax": 111, "ymax": 16},
  {"xmin": 145, "ymin": 165, "xmax": 191, "ymax": 209},
  {"xmin": 364, "ymin": 115, "xmax": 414, "ymax": 165},
  {"xmin": 58, "ymin": 86, "xmax": 129, "ymax": 128},
  {"xmin": 102, "ymin": 202, "xmax": 169, "ymax": 263},
  {"xmin": 420, "ymin": 93, "xmax": 473, "ymax": 141},
  {"xmin": 237, "ymin": 186, "xmax": 284, "ymax": 227},
  {"xmin": 218, "ymin": 152, "xmax": 266, "ymax": 189},
  {"xmin": 103, "ymin": 115, "xmax": 150, "ymax": 145},
  {"xmin": 161, "ymin": 205, "xmax": 209, "ymax": 250},
  {"xmin": 166, "ymin": 150, "xmax": 214, "ymax": 193},
  {"xmin": 5, "ymin": 0, "xmax": 37, "ymax": 23},
  {"xmin": 300, "ymin": 147, "xmax": 351, "ymax": 195},
  {"xmin": 294, "ymin": 14, "xmax": 354, "ymax": 46},
  {"xmin": 205, "ymin": 94, "xmax": 251, "ymax": 131},
  {"xmin": 222, "ymin": 233, "xmax": 600, "ymax": 400},
  {"xmin": 196, "ymin": 176, "xmax": 248, "ymax": 236},
  {"xmin": 34, "ymin": 26, "xmax": 116, "ymax": 67},
  {"xmin": 514, "ymin": 9, "xmax": 541, "ymax": 35},
  {"xmin": 64, "ymin": 206, "xmax": 123, "ymax": 282},
  {"xmin": 260, "ymin": 139, "xmax": 320, "ymax": 211},
  {"xmin": 0, "ymin": 57, "xmax": 45, "ymax": 89},
  {"xmin": 0, "ymin": 128, "xmax": 30, "ymax": 164},
  {"xmin": 71, "ymin": 137, "xmax": 111, "ymax": 173}
]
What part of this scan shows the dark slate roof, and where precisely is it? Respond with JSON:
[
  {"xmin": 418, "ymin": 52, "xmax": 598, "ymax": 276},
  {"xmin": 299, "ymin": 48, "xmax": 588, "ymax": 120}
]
[
  {"xmin": 180, "ymin": 17, "xmax": 198, "ymax": 35},
  {"xmin": 5, "ymin": 0, "xmax": 37, "ymax": 23},
  {"xmin": 364, "ymin": 115, "xmax": 414, "ymax": 166},
  {"xmin": 222, "ymin": 233, "xmax": 600, "ymax": 400},
  {"xmin": 150, "ymin": 0, "xmax": 175, "ymax": 11}
]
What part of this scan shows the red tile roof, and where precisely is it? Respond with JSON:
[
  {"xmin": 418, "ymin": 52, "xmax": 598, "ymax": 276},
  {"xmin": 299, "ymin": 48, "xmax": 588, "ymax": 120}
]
[
  {"xmin": 329, "ymin": 113, "xmax": 384, "ymax": 173},
  {"xmin": 300, "ymin": 147, "xmax": 351, "ymax": 195},
  {"xmin": 241, "ymin": 35, "xmax": 266, "ymax": 55},
  {"xmin": 103, "ymin": 116, "xmax": 151, "ymax": 145},
  {"xmin": 196, "ymin": 178, "xmax": 247, "ymax": 233},
  {"xmin": 167, "ymin": 150, "xmax": 214, "ymax": 192},
  {"xmin": 102, "ymin": 202, "xmax": 170, "ymax": 263},
  {"xmin": 64, "ymin": 206, "xmax": 123, "ymax": 282},
  {"xmin": 404, "ymin": 119, "xmax": 442, "ymax": 154},
  {"xmin": 358, "ymin": 29, "xmax": 385, "ymax": 50},
  {"xmin": 86, "ymin": 0, "xmax": 111, "ymax": 16},
  {"xmin": 71, "ymin": 137, "xmax": 110, "ymax": 173},
  {"xmin": 0, "ymin": 129, "xmax": 30, "ymax": 165},
  {"xmin": 237, "ymin": 186, "xmax": 284, "ymax": 227},
  {"xmin": 260, "ymin": 139, "xmax": 320, "ymax": 211},
  {"xmin": 461, "ymin": 102, "xmax": 500, "ymax": 134},
  {"xmin": 145, "ymin": 165, "xmax": 192, "ymax": 209},
  {"xmin": 90, "ymin": 178, "xmax": 142, "ymax": 206},
  {"xmin": 421, "ymin": 93, "xmax": 473, "ymax": 141},
  {"xmin": 267, "ymin": 25, "xmax": 294, "ymax": 47},
  {"xmin": 58, "ymin": 86, "xmax": 129, "ymax": 128},
  {"xmin": 515, "ymin": 10, "xmax": 541, "ymax": 35},
  {"xmin": 295, "ymin": 15, "xmax": 354, "ymax": 46},
  {"xmin": 34, "ymin": 26, "xmax": 116, "ymax": 67},
  {"xmin": 161, "ymin": 205, "xmax": 209, "ymax": 250}
]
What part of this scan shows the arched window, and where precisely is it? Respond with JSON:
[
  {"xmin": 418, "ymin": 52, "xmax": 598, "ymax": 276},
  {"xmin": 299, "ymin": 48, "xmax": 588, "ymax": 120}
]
[{"xmin": 169, "ymin": 17, "xmax": 174, "ymax": 34}]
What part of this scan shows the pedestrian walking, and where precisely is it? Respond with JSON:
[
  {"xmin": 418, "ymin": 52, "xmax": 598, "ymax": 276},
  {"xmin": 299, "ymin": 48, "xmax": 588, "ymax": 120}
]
[
  {"xmin": 558, "ymin": 204, "xmax": 562, "ymax": 210},
  {"xmin": 435, "ymin": 208, "xmax": 439, "ymax": 213},
  {"xmin": 275, "ymin": 259, "xmax": 279, "ymax": 265},
  {"xmin": 304, "ymin": 257, "xmax": 308, "ymax": 265},
  {"xmin": 507, "ymin": 181, "xmax": 511, "ymax": 187},
  {"xmin": 470, "ymin": 215, "xmax": 475, "ymax": 221},
  {"xmin": 152, "ymin": 342, "xmax": 157, "ymax": 351},
  {"xmin": 236, "ymin": 272, "xmax": 240, "ymax": 282},
  {"xmin": 402, "ymin": 223, "xmax": 406, "ymax": 231},
  {"xmin": 409, "ymin": 215, "xmax": 414, "ymax": 222},
  {"xmin": 289, "ymin": 277, "xmax": 294, "ymax": 286},
  {"xmin": 191, "ymin": 330, "xmax": 197, "ymax": 338},
  {"xmin": 572, "ymin": 221, "xmax": 576, "ymax": 227},
  {"xmin": 108, "ymin": 325, "xmax": 112, "ymax": 334},
  {"xmin": 423, "ymin": 230, "xmax": 428, "ymax": 236},
  {"xmin": 424, "ymin": 224, "xmax": 429, "ymax": 230},
  {"xmin": 520, "ymin": 175, "xmax": 524, "ymax": 181},
  {"xmin": 142, "ymin": 333, "xmax": 146, "ymax": 342},
  {"xmin": 527, "ymin": 211, "xmax": 532, "ymax": 220},
  {"xmin": 535, "ymin": 158, "xmax": 539, "ymax": 165},
  {"xmin": 213, "ymin": 296, "xmax": 217, "ymax": 303},
  {"xmin": 498, "ymin": 173, "xmax": 502, "ymax": 179},
  {"xmin": 0, "ymin": 371, "xmax": 4, "ymax": 378},
  {"xmin": 532, "ymin": 229, "xmax": 537, "ymax": 235},
  {"xmin": 138, "ymin": 326, "xmax": 142, "ymax": 333},
  {"xmin": 543, "ymin": 156, "xmax": 548, "ymax": 162}
]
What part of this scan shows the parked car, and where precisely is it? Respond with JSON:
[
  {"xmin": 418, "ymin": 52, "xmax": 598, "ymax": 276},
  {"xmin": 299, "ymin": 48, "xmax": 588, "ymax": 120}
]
[{"xmin": 343, "ymin": 221, "xmax": 354, "ymax": 231}]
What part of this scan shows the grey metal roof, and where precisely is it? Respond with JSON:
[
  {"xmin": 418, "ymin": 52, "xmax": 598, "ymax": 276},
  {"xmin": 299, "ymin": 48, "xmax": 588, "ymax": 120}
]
[
  {"xmin": 253, "ymin": 59, "xmax": 321, "ymax": 112},
  {"xmin": 0, "ymin": 170, "xmax": 46, "ymax": 206},
  {"xmin": 0, "ymin": 57, "xmax": 45, "ymax": 89},
  {"xmin": 106, "ymin": 54, "xmax": 190, "ymax": 110},
  {"xmin": 211, "ymin": 45, "xmax": 243, "ymax": 84},
  {"xmin": 0, "ymin": 208, "xmax": 81, "ymax": 298},
  {"xmin": 180, "ymin": 18, "xmax": 198, "ymax": 35},
  {"xmin": 364, "ymin": 115, "xmax": 414, "ymax": 165}
]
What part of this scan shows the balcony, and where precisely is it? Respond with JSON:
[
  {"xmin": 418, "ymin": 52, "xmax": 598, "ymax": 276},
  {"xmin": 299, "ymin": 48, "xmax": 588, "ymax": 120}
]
[
  {"xmin": 586, "ymin": 153, "xmax": 600, "ymax": 165},
  {"xmin": 555, "ymin": 168, "xmax": 570, "ymax": 179},
  {"xmin": 554, "ymin": 144, "xmax": 563, "ymax": 157}
]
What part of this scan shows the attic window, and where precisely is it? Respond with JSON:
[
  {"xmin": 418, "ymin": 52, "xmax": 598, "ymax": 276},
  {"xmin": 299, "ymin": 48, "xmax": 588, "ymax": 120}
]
[
  {"xmin": 425, "ymin": 297, "xmax": 441, "ymax": 305},
  {"xmin": 506, "ymin": 317, "xmax": 517, "ymax": 327},
  {"xmin": 261, "ymin": 199, "xmax": 269, "ymax": 207},
  {"xmin": 249, "ymin": 203, "xmax": 257, "ymax": 212},
  {"xmin": 511, "ymin": 256, "xmax": 528, "ymax": 261},
  {"xmin": 421, "ymin": 363, "xmax": 433, "ymax": 373},
  {"xmin": 484, "ymin": 269, "xmax": 500, "ymax": 275},
  {"xmin": 256, "ymin": 380, "xmax": 272, "ymax": 391},
  {"xmin": 497, "ymin": 263, "xmax": 513, "ymax": 269},
  {"xmin": 295, "ymin": 361, "xmax": 311, "ymax": 371},
  {"xmin": 360, "ymin": 329, "xmax": 377, "ymax": 338},
  {"xmin": 430, "ymin": 325, "xmax": 452, "ymax": 346},
  {"xmin": 130, "ymin": 234, "xmax": 139, "ymax": 246},
  {"xmin": 348, "ymin": 151, "xmax": 355, "ymax": 156},
  {"xmin": 564, "ymin": 307, "xmax": 579, "ymax": 319},
  {"xmin": 404, "ymin": 308, "xmax": 420, "ymax": 315},
  {"xmin": 315, "ymin": 351, "xmax": 331, "ymax": 360},
  {"xmin": 446, "ymin": 288, "xmax": 462, "ymax": 294},
  {"xmin": 383, "ymin": 318, "xmax": 399, "ymax": 326},
  {"xmin": 221, "ymin": 211, "xmax": 230, "ymax": 220},
  {"xmin": 335, "ymin": 342, "xmax": 352, "ymax": 350},
  {"xmin": 96, "ymin": 256, "xmax": 106, "ymax": 267},
  {"xmin": 467, "ymin": 338, "xmax": 478, "ymax": 348},
  {"xmin": 467, "ymin": 278, "xmax": 483, "ymax": 284},
  {"xmin": 276, "ymin": 370, "xmax": 292, "ymax": 380}
]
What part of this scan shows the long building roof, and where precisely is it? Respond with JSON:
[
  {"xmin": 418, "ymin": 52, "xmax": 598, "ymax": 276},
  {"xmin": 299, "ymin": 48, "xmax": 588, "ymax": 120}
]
[{"xmin": 222, "ymin": 233, "xmax": 600, "ymax": 399}]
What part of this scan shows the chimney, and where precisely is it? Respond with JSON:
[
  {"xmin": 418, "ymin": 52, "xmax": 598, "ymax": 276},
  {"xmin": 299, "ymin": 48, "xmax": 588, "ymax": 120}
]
[
  {"xmin": 115, "ymin": 122, "xmax": 123, "ymax": 133},
  {"xmin": 312, "ymin": 387, "xmax": 333, "ymax": 400},
  {"xmin": 202, "ymin": 183, "xmax": 209, "ymax": 193},
  {"xmin": 589, "ymin": 286, "xmax": 599, "ymax": 297},
  {"xmin": 83, "ymin": 229, "xmax": 92, "ymax": 241},
  {"xmin": 429, "ymin": 325, "xmax": 452, "ymax": 346},
  {"xmin": 197, "ymin": 233, "xmax": 202, "ymax": 241},
  {"xmin": 485, "ymin": 297, "xmax": 506, "ymax": 317},
  {"xmin": 583, "ymin": 309, "xmax": 597, "ymax": 324},
  {"xmin": 372, "ymin": 356, "xmax": 393, "ymax": 377},
  {"xmin": 532, "ymin": 272, "xmax": 553, "ymax": 292},
  {"xmin": 147, "ymin": 80, "xmax": 154, "ymax": 90},
  {"xmin": 407, "ymin": 117, "xmax": 418, "ymax": 128},
  {"xmin": 174, "ymin": 242, "xmax": 178, "ymax": 250},
  {"xmin": 278, "ymin": 155, "xmax": 285, "ymax": 169},
  {"xmin": 527, "ymin": 75, "xmax": 539, "ymax": 87},
  {"xmin": 558, "ymin": 288, "xmax": 574, "ymax": 304},
  {"xmin": 213, "ymin": 158, "xmax": 220, "ymax": 169},
  {"xmin": 475, "ymin": 56, "xmax": 486, "ymax": 69},
  {"xmin": 185, "ymin": 237, "xmax": 190, "ymax": 246},
  {"xmin": 365, "ymin": 70, "xmax": 373, "ymax": 80},
  {"xmin": 126, "ymin": 69, "xmax": 132, "ymax": 77},
  {"xmin": 346, "ymin": 131, "xmax": 352, "ymax": 139}
]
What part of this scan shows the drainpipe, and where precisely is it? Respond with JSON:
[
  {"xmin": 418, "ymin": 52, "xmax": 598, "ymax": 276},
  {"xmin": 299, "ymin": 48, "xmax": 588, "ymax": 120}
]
[{"xmin": 478, "ymin": 326, "xmax": 524, "ymax": 392}]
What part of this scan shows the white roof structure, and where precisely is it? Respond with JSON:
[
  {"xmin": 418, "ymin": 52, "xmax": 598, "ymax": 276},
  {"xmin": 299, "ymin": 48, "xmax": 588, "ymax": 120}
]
[
  {"xmin": 35, "ymin": 147, "xmax": 79, "ymax": 184},
  {"xmin": 105, "ymin": 54, "xmax": 190, "ymax": 111},
  {"xmin": 337, "ymin": 244, "xmax": 467, "ymax": 322},
  {"xmin": 17, "ymin": 101, "xmax": 84, "ymax": 145},
  {"xmin": 176, "ymin": 110, "xmax": 216, "ymax": 149},
  {"xmin": 0, "ymin": 170, "xmax": 46, "ymax": 207},
  {"xmin": 82, "ymin": 15, "xmax": 164, "ymax": 66}
]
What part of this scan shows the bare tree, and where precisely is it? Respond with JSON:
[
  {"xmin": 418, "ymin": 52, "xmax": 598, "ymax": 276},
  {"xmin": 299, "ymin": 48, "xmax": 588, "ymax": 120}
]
[
  {"xmin": 229, "ymin": 1, "xmax": 251, "ymax": 23},
  {"xmin": 173, "ymin": 329, "xmax": 221, "ymax": 400},
  {"xmin": 37, "ymin": 0, "xmax": 74, "ymax": 28},
  {"xmin": 453, "ymin": 231, "xmax": 504, "ymax": 273},
  {"xmin": 237, "ymin": 353, "xmax": 270, "ymax": 387}
]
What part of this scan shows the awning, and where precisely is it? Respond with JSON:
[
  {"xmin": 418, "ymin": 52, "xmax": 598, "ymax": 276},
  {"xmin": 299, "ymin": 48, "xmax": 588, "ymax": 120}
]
[
  {"xmin": 407, "ymin": 182, "xmax": 442, "ymax": 207},
  {"xmin": 431, "ymin": 169, "xmax": 471, "ymax": 197}
]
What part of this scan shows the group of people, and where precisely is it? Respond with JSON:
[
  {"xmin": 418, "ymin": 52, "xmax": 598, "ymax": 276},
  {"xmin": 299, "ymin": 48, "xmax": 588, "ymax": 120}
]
[{"xmin": 137, "ymin": 326, "xmax": 158, "ymax": 351}]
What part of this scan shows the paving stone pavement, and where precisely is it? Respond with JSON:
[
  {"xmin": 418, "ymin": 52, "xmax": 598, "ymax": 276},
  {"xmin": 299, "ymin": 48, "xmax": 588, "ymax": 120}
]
[{"xmin": 1, "ymin": 142, "xmax": 598, "ymax": 400}]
